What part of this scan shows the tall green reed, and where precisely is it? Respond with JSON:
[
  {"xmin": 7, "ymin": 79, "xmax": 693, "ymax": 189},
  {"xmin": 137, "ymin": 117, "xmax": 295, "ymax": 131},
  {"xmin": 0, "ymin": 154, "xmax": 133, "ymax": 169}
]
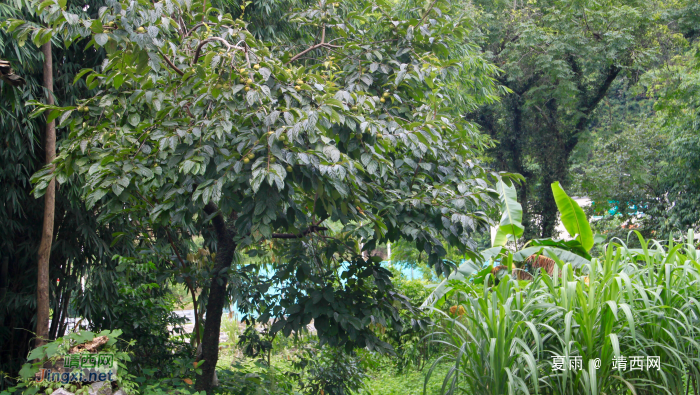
[{"xmin": 427, "ymin": 231, "xmax": 700, "ymax": 395}]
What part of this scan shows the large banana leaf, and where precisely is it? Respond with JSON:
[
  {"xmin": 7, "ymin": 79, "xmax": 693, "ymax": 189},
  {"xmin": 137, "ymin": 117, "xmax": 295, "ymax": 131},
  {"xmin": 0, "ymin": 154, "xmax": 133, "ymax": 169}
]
[
  {"xmin": 551, "ymin": 182, "xmax": 594, "ymax": 252},
  {"xmin": 527, "ymin": 238, "xmax": 592, "ymax": 260},
  {"xmin": 512, "ymin": 246, "xmax": 591, "ymax": 268},
  {"xmin": 493, "ymin": 180, "xmax": 524, "ymax": 247}
]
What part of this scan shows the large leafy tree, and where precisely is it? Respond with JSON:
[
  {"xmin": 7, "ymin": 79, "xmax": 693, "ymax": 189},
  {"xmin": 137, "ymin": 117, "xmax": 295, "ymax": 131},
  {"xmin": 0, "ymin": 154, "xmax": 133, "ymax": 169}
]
[
  {"xmin": 11, "ymin": 0, "xmax": 513, "ymax": 391},
  {"xmin": 466, "ymin": 0, "xmax": 668, "ymax": 238}
]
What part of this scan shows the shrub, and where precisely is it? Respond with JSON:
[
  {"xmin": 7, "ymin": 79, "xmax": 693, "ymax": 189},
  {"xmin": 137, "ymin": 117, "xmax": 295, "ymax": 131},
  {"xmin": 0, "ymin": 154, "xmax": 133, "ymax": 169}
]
[
  {"xmin": 3, "ymin": 330, "xmax": 139, "ymax": 395},
  {"xmin": 293, "ymin": 345, "xmax": 366, "ymax": 395},
  {"xmin": 379, "ymin": 269, "xmax": 436, "ymax": 372},
  {"xmin": 76, "ymin": 257, "xmax": 191, "ymax": 377}
]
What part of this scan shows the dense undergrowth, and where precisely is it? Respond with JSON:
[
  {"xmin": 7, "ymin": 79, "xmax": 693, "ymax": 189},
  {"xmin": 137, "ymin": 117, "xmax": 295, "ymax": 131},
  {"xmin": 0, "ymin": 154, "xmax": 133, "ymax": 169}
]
[{"xmin": 8, "ymin": 231, "xmax": 700, "ymax": 395}]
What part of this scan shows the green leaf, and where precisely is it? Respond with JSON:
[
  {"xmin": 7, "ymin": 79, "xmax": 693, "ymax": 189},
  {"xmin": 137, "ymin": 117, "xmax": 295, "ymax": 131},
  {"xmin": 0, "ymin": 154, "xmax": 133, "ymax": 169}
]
[
  {"xmin": 95, "ymin": 33, "xmax": 109, "ymax": 46},
  {"xmin": 113, "ymin": 74, "xmax": 124, "ymax": 89},
  {"xmin": 493, "ymin": 179, "xmax": 523, "ymax": 247},
  {"xmin": 72, "ymin": 69, "xmax": 93, "ymax": 84},
  {"xmin": 422, "ymin": 247, "xmax": 503, "ymax": 306},
  {"xmin": 19, "ymin": 363, "xmax": 39, "ymax": 379},
  {"xmin": 512, "ymin": 246, "xmax": 590, "ymax": 268},
  {"xmin": 128, "ymin": 113, "xmax": 140, "ymax": 127},
  {"xmin": 46, "ymin": 109, "xmax": 62, "ymax": 124},
  {"xmin": 551, "ymin": 182, "xmax": 593, "ymax": 252},
  {"xmin": 26, "ymin": 346, "xmax": 46, "ymax": 361},
  {"xmin": 528, "ymin": 238, "xmax": 592, "ymax": 260},
  {"xmin": 90, "ymin": 19, "xmax": 103, "ymax": 34}
]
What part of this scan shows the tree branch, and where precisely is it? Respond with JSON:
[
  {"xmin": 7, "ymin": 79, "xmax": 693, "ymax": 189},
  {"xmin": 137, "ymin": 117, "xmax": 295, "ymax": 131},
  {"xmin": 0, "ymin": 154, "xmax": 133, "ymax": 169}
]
[
  {"xmin": 566, "ymin": 64, "xmax": 621, "ymax": 152},
  {"xmin": 184, "ymin": 22, "xmax": 214, "ymax": 38},
  {"xmin": 286, "ymin": 24, "xmax": 341, "ymax": 64},
  {"xmin": 272, "ymin": 225, "xmax": 328, "ymax": 239},
  {"xmin": 582, "ymin": 64, "xmax": 621, "ymax": 117},
  {"xmin": 159, "ymin": 50, "xmax": 185, "ymax": 76},
  {"xmin": 286, "ymin": 44, "xmax": 325, "ymax": 64},
  {"xmin": 418, "ymin": 0, "xmax": 440, "ymax": 27},
  {"xmin": 203, "ymin": 202, "xmax": 228, "ymax": 238},
  {"xmin": 192, "ymin": 38, "xmax": 246, "ymax": 65}
]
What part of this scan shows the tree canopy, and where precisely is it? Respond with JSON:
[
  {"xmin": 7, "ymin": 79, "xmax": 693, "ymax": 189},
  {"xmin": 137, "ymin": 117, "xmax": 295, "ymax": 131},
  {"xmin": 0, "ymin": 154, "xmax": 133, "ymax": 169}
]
[
  {"xmin": 9, "ymin": 0, "xmax": 516, "ymax": 390},
  {"xmin": 467, "ymin": 0, "xmax": 670, "ymax": 238}
]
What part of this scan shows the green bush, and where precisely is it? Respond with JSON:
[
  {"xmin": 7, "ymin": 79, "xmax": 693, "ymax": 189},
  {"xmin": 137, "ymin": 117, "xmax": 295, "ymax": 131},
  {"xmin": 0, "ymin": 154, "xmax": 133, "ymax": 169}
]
[
  {"xmin": 380, "ymin": 268, "xmax": 437, "ymax": 372},
  {"xmin": 2, "ymin": 330, "xmax": 138, "ymax": 395},
  {"xmin": 0, "ymin": 329, "xmax": 208, "ymax": 395},
  {"xmin": 293, "ymin": 345, "xmax": 366, "ymax": 395},
  {"xmin": 216, "ymin": 361, "xmax": 296, "ymax": 395},
  {"xmin": 76, "ymin": 257, "xmax": 192, "ymax": 377},
  {"xmin": 428, "ymin": 231, "xmax": 700, "ymax": 394}
]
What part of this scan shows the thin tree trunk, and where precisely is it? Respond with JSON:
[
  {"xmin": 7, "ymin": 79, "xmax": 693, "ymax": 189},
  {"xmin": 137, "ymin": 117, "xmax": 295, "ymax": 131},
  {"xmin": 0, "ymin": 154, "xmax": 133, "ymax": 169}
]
[
  {"xmin": 48, "ymin": 279, "xmax": 63, "ymax": 340},
  {"xmin": 36, "ymin": 41, "xmax": 55, "ymax": 348},
  {"xmin": 56, "ymin": 289, "xmax": 70, "ymax": 338},
  {"xmin": 188, "ymin": 282, "xmax": 201, "ymax": 346}
]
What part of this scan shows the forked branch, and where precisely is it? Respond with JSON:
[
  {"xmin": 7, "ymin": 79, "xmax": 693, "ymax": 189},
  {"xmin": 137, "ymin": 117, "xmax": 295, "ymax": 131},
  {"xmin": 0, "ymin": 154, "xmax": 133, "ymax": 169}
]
[{"xmin": 286, "ymin": 25, "xmax": 341, "ymax": 64}]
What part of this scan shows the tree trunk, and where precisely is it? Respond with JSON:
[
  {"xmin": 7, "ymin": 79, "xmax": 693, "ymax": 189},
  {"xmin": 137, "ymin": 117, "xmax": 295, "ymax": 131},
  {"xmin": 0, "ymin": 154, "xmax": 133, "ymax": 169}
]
[
  {"xmin": 535, "ymin": 102, "xmax": 570, "ymax": 239},
  {"xmin": 195, "ymin": 205, "xmax": 237, "ymax": 393},
  {"xmin": 36, "ymin": 41, "xmax": 55, "ymax": 349},
  {"xmin": 538, "ymin": 177, "xmax": 560, "ymax": 238}
]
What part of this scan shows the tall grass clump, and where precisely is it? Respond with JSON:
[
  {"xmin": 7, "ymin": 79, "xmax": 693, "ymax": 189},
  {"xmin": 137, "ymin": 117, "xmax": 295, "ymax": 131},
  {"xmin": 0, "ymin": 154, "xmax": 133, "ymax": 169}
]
[{"xmin": 427, "ymin": 231, "xmax": 700, "ymax": 395}]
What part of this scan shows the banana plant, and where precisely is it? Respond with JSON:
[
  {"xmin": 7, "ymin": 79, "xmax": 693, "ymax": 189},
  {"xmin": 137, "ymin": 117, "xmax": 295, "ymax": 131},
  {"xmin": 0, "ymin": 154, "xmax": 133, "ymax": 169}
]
[
  {"xmin": 423, "ymin": 181, "xmax": 600, "ymax": 307},
  {"xmin": 551, "ymin": 181, "xmax": 594, "ymax": 252},
  {"xmin": 492, "ymin": 179, "xmax": 524, "ymax": 248}
]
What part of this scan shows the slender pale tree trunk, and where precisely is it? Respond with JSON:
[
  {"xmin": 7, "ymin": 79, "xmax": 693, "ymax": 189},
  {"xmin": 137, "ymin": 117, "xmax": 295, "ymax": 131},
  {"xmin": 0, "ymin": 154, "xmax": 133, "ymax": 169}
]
[{"xmin": 36, "ymin": 41, "xmax": 55, "ymax": 348}]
